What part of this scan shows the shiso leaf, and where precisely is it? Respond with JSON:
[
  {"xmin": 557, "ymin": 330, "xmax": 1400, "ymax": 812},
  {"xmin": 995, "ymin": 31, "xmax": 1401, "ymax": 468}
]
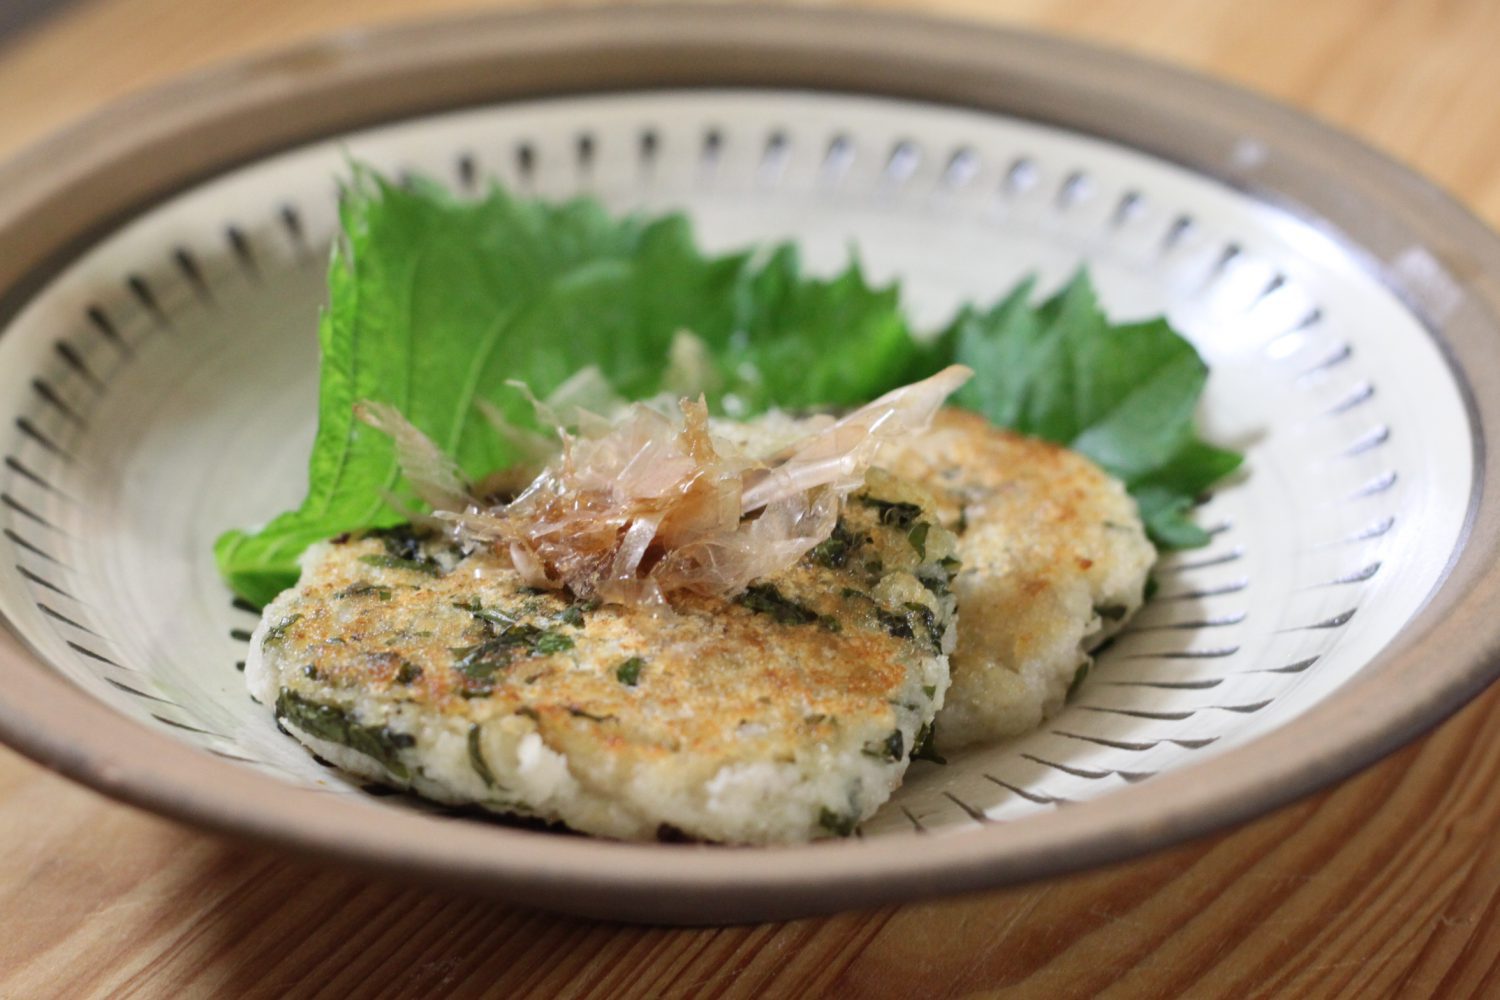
[
  {"xmin": 214, "ymin": 170, "xmax": 1240, "ymax": 604},
  {"xmin": 215, "ymin": 171, "xmax": 924, "ymax": 605},
  {"xmin": 944, "ymin": 273, "xmax": 1242, "ymax": 548}
]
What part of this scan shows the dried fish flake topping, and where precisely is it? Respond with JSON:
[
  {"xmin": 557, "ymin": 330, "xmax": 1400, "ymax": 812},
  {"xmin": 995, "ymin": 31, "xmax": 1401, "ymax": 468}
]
[{"xmin": 358, "ymin": 364, "xmax": 971, "ymax": 606}]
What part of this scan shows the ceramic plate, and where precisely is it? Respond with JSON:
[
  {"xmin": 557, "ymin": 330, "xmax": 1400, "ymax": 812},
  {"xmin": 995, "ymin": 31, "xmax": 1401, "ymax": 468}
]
[{"xmin": 1, "ymin": 8, "xmax": 1498, "ymax": 923}]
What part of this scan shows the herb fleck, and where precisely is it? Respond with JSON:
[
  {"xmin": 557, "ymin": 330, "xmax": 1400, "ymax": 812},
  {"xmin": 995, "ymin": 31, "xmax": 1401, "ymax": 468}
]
[
  {"xmin": 451, "ymin": 622, "xmax": 573, "ymax": 685},
  {"xmin": 467, "ymin": 724, "xmax": 498, "ymax": 788},
  {"xmin": 474, "ymin": 607, "xmax": 521, "ymax": 629},
  {"xmin": 616, "ymin": 656, "xmax": 645, "ymax": 686},
  {"xmin": 274, "ymin": 689, "xmax": 413, "ymax": 780},
  {"xmin": 862, "ymin": 729, "xmax": 905, "ymax": 762},
  {"xmin": 906, "ymin": 603, "xmax": 943, "ymax": 654},
  {"xmin": 738, "ymin": 583, "xmax": 820, "ymax": 625},
  {"xmin": 454, "ymin": 598, "xmax": 532, "ymax": 632},
  {"xmin": 810, "ymin": 520, "xmax": 864, "ymax": 569},
  {"xmin": 453, "ymin": 627, "xmax": 538, "ymax": 678},
  {"xmin": 918, "ymin": 568, "xmax": 951, "ymax": 598},
  {"xmin": 910, "ymin": 720, "xmax": 946, "ymax": 764},
  {"xmin": 371, "ymin": 524, "xmax": 426, "ymax": 561},
  {"xmin": 818, "ymin": 807, "xmax": 858, "ymax": 837},
  {"xmin": 859, "ymin": 496, "xmax": 923, "ymax": 530},
  {"xmin": 907, "ymin": 521, "xmax": 930, "ymax": 559},
  {"xmin": 359, "ymin": 553, "xmax": 441, "ymax": 576},
  {"xmin": 871, "ymin": 602, "xmax": 943, "ymax": 654},
  {"xmin": 262, "ymin": 613, "xmax": 302, "ymax": 649},
  {"xmin": 450, "ymin": 640, "xmax": 512, "ymax": 684},
  {"xmin": 336, "ymin": 581, "xmax": 392, "ymax": 600},
  {"xmin": 1068, "ymin": 662, "xmax": 1090, "ymax": 701},
  {"xmin": 395, "ymin": 661, "xmax": 422, "ymax": 684},
  {"xmin": 557, "ymin": 598, "xmax": 600, "ymax": 628},
  {"xmin": 534, "ymin": 631, "xmax": 575, "ymax": 655}
]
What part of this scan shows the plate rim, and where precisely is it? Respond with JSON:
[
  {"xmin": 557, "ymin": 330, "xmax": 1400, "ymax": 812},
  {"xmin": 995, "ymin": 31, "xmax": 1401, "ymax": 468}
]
[{"xmin": 2, "ymin": 5, "xmax": 1500, "ymax": 923}]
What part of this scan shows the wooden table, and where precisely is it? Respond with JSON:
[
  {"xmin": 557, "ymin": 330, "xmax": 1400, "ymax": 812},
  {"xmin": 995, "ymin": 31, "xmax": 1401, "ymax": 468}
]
[{"xmin": 3, "ymin": 1, "xmax": 1500, "ymax": 995}]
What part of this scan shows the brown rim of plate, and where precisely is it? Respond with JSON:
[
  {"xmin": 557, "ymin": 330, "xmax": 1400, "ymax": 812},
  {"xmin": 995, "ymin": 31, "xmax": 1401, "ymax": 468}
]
[{"xmin": 1, "ymin": 5, "xmax": 1499, "ymax": 925}]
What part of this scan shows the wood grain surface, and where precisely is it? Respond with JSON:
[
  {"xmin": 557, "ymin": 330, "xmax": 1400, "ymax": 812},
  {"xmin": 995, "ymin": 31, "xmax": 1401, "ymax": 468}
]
[{"xmin": 4, "ymin": 0, "xmax": 1500, "ymax": 996}]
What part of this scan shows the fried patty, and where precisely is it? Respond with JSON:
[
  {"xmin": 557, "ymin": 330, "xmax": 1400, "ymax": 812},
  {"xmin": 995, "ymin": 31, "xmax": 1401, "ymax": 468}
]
[
  {"xmin": 246, "ymin": 474, "xmax": 957, "ymax": 843},
  {"xmin": 881, "ymin": 409, "xmax": 1156, "ymax": 750}
]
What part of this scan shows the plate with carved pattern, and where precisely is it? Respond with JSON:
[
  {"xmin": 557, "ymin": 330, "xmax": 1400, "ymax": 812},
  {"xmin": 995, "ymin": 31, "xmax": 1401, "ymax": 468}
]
[{"xmin": 0, "ymin": 9, "xmax": 1497, "ymax": 923}]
